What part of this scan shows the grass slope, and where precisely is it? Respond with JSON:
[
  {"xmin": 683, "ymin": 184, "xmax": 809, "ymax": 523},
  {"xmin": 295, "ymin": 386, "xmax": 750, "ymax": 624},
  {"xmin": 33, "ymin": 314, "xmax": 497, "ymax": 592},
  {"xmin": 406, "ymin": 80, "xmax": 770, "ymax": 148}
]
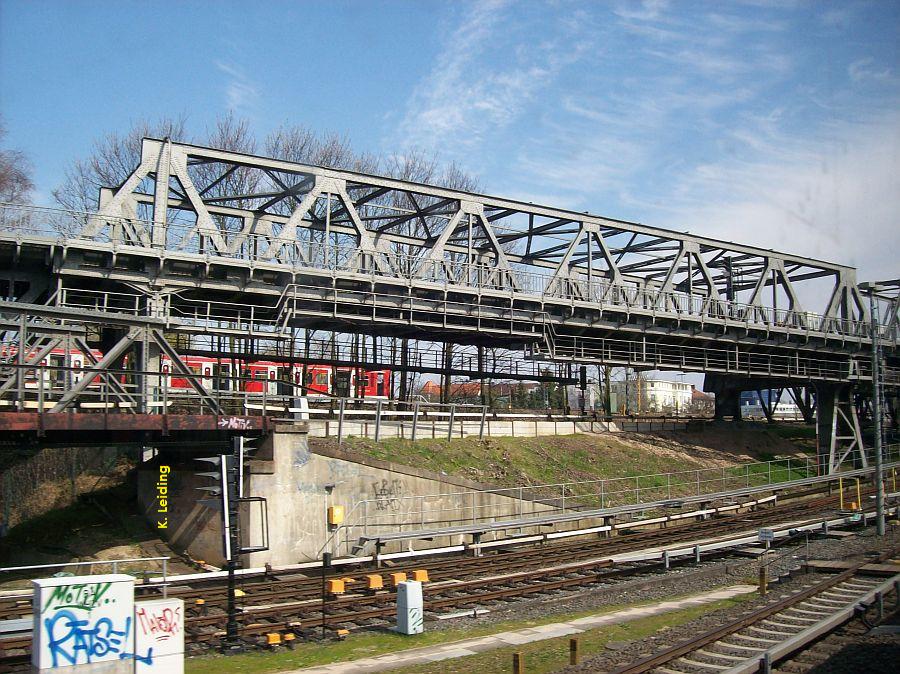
[{"xmin": 314, "ymin": 424, "xmax": 812, "ymax": 491}]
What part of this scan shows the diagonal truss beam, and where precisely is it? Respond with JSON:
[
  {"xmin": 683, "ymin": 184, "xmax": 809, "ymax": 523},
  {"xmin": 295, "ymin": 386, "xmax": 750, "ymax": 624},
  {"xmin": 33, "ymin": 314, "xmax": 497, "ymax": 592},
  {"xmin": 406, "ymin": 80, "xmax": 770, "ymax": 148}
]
[
  {"xmin": 150, "ymin": 329, "xmax": 223, "ymax": 414},
  {"xmin": 50, "ymin": 328, "xmax": 141, "ymax": 413},
  {"xmin": 77, "ymin": 138, "xmax": 868, "ymax": 321}
]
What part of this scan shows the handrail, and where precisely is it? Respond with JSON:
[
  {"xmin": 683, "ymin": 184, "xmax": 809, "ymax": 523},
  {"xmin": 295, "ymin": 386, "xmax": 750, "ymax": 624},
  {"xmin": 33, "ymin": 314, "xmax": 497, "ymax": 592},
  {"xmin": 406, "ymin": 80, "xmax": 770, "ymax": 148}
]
[
  {"xmin": 1, "ymin": 202, "xmax": 894, "ymax": 344},
  {"xmin": 323, "ymin": 445, "xmax": 900, "ymax": 556}
]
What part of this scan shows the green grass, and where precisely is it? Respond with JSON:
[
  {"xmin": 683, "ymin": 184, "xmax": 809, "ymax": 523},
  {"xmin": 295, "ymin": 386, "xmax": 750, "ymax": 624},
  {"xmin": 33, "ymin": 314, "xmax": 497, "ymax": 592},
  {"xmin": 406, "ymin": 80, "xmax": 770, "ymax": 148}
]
[
  {"xmin": 765, "ymin": 423, "xmax": 817, "ymax": 440},
  {"xmin": 331, "ymin": 434, "xmax": 727, "ymax": 490},
  {"xmin": 184, "ymin": 592, "xmax": 751, "ymax": 674},
  {"xmin": 385, "ymin": 595, "xmax": 748, "ymax": 674},
  {"xmin": 319, "ymin": 432, "xmax": 817, "ymax": 509}
]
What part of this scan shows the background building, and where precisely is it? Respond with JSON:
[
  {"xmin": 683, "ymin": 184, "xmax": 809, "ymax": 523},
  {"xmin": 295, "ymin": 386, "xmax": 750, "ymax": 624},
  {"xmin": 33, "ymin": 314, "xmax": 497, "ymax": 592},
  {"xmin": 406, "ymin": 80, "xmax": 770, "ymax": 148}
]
[
  {"xmin": 739, "ymin": 390, "xmax": 803, "ymax": 420},
  {"xmin": 610, "ymin": 378, "xmax": 694, "ymax": 415}
]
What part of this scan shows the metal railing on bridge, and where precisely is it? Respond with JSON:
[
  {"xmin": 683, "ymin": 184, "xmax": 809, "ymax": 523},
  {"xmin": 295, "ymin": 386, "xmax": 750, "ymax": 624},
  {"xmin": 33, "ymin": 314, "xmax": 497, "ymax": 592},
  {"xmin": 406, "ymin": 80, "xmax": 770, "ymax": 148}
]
[{"xmin": 2, "ymin": 202, "xmax": 895, "ymax": 345}]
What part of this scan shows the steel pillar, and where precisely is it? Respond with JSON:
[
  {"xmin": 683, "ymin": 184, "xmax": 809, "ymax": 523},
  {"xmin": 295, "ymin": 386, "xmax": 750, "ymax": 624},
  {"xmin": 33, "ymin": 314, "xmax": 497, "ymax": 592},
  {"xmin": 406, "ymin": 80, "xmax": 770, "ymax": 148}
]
[{"xmin": 705, "ymin": 374, "xmax": 742, "ymax": 420}]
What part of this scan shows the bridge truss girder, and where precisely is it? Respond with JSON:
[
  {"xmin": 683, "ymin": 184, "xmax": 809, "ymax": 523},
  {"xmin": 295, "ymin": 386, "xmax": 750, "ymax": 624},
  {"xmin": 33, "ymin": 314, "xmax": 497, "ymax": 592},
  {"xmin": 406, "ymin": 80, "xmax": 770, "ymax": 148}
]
[{"xmin": 82, "ymin": 138, "xmax": 874, "ymax": 338}]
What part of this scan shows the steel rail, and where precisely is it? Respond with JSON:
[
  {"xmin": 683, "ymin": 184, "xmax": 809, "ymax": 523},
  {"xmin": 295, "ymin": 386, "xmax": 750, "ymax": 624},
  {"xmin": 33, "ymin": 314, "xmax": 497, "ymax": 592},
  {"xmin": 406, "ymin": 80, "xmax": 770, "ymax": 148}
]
[{"xmin": 607, "ymin": 548, "xmax": 899, "ymax": 674}]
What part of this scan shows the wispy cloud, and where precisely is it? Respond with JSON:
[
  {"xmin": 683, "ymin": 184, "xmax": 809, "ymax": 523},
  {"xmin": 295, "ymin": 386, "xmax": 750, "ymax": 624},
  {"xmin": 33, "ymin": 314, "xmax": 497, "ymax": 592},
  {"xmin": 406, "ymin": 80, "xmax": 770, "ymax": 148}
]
[
  {"xmin": 613, "ymin": 0, "xmax": 669, "ymax": 22},
  {"xmin": 393, "ymin": 1, "xmax": 898, "ymax": 302},
  {"xmin": 215, "ymin": 61, "xmax": 261, "ymax": 114},
  {"xmin": 394, "ymin": 0, "xmax": 591, "ymax": 152},
  {"xmin": 848, "ymin": 58, "xmax": 893, "ymax": 83},
  {"xmin": 648, "ymin": 105, "xmax": 900, "ymax": 282}
]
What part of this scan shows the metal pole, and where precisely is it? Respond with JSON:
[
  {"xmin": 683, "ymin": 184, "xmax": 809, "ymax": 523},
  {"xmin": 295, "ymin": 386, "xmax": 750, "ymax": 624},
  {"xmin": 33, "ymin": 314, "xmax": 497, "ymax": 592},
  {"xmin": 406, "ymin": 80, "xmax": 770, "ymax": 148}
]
[
  {"xmin": 411, "ymin": 400, "xmax": 419, "ymax": 441},
  {"xmin": 448, "ymin": 404, "xmax": 456, "ymax": 440},
  {"xmin": 337, "ymin": 398, "xmax": 345, "ymax": 447},
  {"xmin": 869, "ymin": 290, "xmax": 885, "ymax": 536},
  {"xmin": 224, "ymin": 449, "xmax": 241, "ymax": 651},
  {"xmin": 374, "ymin": 399, "xmax": 382, "ymax": 443},
  {"xmin": 321, "ymin": 552, "xmax": 332, "ymax": 640}
]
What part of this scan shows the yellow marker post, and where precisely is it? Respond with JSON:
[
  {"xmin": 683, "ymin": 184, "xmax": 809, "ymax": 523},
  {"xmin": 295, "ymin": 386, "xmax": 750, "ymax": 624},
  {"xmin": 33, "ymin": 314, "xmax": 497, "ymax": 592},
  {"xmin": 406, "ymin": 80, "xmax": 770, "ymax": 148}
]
[
  {"xmin": 856, "ymin": 478, "xmax": 861, "ymax": 510},
  {"xmin": 839, "ymin": 477, "xmax": 844, "ymax": 509},
  {"xmin": 513, "ymin": 652, "xmax": 525, "ymax": 674}
]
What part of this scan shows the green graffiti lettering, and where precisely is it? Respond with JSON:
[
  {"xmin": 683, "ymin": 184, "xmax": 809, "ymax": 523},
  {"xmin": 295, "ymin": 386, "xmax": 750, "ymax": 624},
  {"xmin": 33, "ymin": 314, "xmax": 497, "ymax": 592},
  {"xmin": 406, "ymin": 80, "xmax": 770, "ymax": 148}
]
[{"xmin": 43, "ymin": 582, "xmax": 113, "ymax": 613}]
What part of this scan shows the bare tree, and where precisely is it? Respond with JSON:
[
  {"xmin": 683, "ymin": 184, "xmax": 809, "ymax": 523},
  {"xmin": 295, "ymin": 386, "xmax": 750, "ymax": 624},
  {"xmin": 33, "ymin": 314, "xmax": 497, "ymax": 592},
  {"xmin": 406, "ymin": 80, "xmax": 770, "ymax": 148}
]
[
  {"xmin": 266, "ymin": 125, "xmax": 381, "ymax": 174},
  {"xmin": 52, "ymin": 117, "xmax": 483, "ymax": 404},
  {"xmin": 0, "ymin": 120, "xmax": 33, "ymax": 204},
  {"xmin": 53, "ymin": 116, "xmax": 188, "ymax": 213},
  {"xmin": 187, "ymin": 112, "xmax": 259, "ymax": 234}
]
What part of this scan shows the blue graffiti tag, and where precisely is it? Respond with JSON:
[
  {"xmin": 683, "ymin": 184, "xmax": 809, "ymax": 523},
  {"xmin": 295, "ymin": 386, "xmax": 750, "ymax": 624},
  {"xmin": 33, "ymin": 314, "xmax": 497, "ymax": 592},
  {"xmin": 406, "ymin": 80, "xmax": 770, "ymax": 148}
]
[
  {"xmin": 44, "ymin": 611, "xmax": 132, "ymax": 667},
  {"xmin": 120, "ymin": 646, "xmax": 154, "ymax": 665}
]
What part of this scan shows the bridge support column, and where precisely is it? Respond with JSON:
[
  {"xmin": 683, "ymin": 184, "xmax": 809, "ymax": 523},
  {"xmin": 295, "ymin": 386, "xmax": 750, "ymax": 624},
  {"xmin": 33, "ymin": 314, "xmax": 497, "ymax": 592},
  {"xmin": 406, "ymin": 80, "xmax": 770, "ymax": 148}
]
[
  {"xmin": 135, "ymin": 333, "xmax": 161, "ymax": 415},
  {"xmin": 814, "ymin": 382, "xmax": 866, "ymax": 474},
  {"xmin": 704, "ymin": 374, "xmax": 742, "ymax": 420}
]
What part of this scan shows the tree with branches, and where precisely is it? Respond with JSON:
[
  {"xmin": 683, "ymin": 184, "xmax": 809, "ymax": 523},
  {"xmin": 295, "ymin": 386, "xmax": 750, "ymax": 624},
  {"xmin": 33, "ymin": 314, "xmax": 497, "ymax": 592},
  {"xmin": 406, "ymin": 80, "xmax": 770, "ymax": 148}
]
[
  {"xmin": 0, "ymin": 120, "xmax": 33, "ymax": 204},
  {"xmin": 51, "ymin": 114, "xmax": 489, "ymax": 403}
]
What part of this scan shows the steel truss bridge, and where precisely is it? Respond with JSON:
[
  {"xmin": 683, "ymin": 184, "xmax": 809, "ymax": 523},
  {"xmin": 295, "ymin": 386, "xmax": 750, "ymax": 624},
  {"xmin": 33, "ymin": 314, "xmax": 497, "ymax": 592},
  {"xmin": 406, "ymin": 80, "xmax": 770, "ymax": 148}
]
[{"xmin": 0, "ymin": 138, "xmax": 897, "ymax": 470}]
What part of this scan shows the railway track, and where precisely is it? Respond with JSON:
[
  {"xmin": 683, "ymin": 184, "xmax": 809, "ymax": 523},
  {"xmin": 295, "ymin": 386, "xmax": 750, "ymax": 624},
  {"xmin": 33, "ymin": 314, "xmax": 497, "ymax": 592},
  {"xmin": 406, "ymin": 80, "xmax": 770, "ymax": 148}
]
[
  {"xmin": 763, "ymin": 604, "xmax": 898, "ymax": 673},
  {"xmin": 0, "ymin": 485, "xmax": 848, "ymax": 624},
  {"xmin": 0, "ymin": 487, "xmax": 885, "ymax": 668},
  {"xmin": 607, "ymin": 549, "xmax": 900, "ymax": 674},
  {"xmin": 0, "ymin": 486, "xmax": 837, "ymax": 628}
]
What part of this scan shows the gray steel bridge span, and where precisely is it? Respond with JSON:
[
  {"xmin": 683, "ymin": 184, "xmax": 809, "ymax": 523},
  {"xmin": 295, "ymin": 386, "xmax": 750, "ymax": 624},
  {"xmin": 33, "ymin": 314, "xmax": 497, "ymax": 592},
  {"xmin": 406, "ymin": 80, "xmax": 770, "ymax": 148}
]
[{"xmin": 0, "ymin": 138, "xmax": 897, "ymax": 470}]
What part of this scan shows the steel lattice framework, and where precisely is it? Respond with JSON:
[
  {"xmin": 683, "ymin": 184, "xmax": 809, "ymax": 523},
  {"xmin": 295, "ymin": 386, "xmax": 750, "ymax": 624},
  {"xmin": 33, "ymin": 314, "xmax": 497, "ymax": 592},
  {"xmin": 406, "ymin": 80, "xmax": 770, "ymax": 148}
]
[
  {"xmin": 87, "ymin": 138, "xmax": 872, "ymax": 330},
  {"xmin": 0, "ymin": 138, "xmax": 897, "ymax": 382},
  {"xmin": 0, "ymin": 138, "xmax": 897, "ymax": 470}
]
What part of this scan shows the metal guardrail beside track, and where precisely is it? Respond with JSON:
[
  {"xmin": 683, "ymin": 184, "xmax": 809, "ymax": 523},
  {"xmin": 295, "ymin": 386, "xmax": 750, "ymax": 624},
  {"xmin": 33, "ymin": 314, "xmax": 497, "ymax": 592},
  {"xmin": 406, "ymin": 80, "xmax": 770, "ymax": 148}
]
[{"xmin": 323, "ymin": 446, "xmax": 900, "ymax": 555}]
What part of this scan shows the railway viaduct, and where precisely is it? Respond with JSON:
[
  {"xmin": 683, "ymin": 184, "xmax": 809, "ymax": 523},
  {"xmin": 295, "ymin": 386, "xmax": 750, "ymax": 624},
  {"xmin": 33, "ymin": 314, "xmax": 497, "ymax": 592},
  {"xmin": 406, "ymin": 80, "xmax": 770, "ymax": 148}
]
[
  {"xmin": 0, "ymin": 136, "xmax": 896, "ymax": 566},
  {"xmin": 0, "ymin": 138, "xmax": 896, "ymax": 464}
]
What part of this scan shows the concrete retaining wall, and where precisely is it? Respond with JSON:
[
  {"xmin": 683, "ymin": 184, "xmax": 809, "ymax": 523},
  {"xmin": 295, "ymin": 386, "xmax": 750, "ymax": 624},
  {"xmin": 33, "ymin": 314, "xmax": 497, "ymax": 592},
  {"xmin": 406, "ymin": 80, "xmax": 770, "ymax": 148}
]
[{"xmin": 138, "ymin": 424, "xmax": 569, "ymax": 566}]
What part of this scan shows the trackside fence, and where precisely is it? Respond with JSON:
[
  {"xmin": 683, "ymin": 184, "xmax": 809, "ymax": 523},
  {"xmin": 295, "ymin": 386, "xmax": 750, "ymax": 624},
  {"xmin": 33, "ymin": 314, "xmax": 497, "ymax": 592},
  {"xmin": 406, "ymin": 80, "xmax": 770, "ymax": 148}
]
[{"xmin": 325, "ymin": 444, "xmax": 900, "ymax": 556}]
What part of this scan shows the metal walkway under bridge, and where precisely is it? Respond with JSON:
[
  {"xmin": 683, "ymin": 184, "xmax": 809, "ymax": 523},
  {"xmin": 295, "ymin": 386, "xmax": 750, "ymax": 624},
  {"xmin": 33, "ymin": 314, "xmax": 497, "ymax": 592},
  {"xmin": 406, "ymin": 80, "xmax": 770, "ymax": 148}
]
[{"xmin": 0, "ymin": 138, "xmax": 897, "ymax": 467}]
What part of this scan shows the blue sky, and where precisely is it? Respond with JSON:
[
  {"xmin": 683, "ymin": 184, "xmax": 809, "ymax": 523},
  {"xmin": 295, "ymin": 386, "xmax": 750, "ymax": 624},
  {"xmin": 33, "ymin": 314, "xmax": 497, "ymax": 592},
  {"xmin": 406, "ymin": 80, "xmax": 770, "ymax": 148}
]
[{"xmin": 2, "ymin": 0, "xmax": 899, "ymax": 281}]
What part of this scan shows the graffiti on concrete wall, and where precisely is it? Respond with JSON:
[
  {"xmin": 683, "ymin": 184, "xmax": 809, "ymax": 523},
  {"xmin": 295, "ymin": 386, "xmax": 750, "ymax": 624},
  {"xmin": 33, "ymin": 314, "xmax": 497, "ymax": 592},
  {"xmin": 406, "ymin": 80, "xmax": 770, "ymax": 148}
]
[
  {"xmin": 134, "ymin": 598, "xmax": 185, "ymax": 674},
  {"xmin": 373, "ymin": 478, "xmax": 403, "ymax": 511},
  {"xmin": 32, "ymin": 575, "xmax": 184, "ymax": 671}
]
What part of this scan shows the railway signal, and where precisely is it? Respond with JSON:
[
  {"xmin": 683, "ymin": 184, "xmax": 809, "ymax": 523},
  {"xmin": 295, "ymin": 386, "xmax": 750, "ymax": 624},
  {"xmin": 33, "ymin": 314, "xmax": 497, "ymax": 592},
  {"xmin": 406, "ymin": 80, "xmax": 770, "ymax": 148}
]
[{"xmin": 194, "ymin": 437, "xmax": 270, "ymax": 652}]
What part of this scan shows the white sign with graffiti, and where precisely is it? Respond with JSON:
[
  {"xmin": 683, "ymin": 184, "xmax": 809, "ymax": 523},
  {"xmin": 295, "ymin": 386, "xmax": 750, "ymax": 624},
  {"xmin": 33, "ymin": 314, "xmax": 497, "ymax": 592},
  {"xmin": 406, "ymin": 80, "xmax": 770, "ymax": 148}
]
[
  {"xmin": 32, "ymin": 573, "xmax": 184, "ymax": 672},
  {"xmin": 134, "ymin": 598, "xmax": 184, "ymax": 674},
  {"xmin": 33, "ymin": 574, "xmax": 137, "ymax": 671}
]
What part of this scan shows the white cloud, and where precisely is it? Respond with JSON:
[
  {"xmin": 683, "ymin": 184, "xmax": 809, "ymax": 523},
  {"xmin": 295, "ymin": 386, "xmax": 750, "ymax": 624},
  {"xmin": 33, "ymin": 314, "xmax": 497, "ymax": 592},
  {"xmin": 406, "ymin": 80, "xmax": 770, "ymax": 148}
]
[
  {"xmin": 394, "ymin": 0, "xmax": 590, "ymax": 151},
  {"xmin": 215, "ymin": 61, "xmax": 261, "ymax": 114},
  {"xmin": 848, "ymin": 58, "xmax": 893, "ymax": 83},
  {"xmin": 651, "ymin": 107, "xmax": 900, "ymax": 285},
  {"xmin": 613, "ymin": 0, "xmax": 669, "ymax": 22},
  {"xmin": 818, "ymin": 6, "xmax": 854, "ymax": 27},
  {"xmin": 396, "ymin": 1, "xmax": 899, "ymax": 311}
]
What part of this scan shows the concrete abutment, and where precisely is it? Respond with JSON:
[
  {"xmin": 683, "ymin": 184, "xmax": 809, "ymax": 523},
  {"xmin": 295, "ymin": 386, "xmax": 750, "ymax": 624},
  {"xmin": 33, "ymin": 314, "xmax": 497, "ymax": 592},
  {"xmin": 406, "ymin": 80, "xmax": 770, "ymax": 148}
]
[{"xmin": 138, "ymin": 424, "xmax": 563, "ymax": 567}]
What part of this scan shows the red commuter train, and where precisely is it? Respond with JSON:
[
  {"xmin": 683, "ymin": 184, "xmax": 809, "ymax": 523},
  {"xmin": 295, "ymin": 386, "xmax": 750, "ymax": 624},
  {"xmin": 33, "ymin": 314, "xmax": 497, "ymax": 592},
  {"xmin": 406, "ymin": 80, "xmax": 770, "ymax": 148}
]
[
  {"xmin": 162, "ymin": 356, "xmax": 391, "ymax": 398},
  {"xmin": 8, "ymin": 347, "xmax": 391, "ymax": 399}
]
